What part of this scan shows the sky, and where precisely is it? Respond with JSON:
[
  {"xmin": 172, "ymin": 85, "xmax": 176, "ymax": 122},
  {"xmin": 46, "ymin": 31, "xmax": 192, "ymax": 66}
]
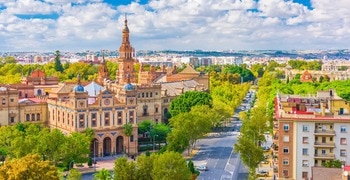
[{"xmin": 0, "ymin": 0, "xmax": 349, "ymax": 52}]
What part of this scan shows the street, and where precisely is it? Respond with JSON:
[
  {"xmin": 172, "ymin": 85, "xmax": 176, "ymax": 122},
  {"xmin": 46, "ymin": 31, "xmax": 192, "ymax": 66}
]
[{"xmin": 192, "ymin": 90, "xmax": 255, "ymax": 180}]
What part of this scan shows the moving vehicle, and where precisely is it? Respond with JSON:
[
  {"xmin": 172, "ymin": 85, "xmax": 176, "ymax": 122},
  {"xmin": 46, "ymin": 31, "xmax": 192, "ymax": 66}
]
[
  {"xmin": 196, "ymin": 165, "xmax": 208, "ymax": 171},
  {"xmin": 257, "ymin": 170, "xmax": 269, "ymax": 177}
]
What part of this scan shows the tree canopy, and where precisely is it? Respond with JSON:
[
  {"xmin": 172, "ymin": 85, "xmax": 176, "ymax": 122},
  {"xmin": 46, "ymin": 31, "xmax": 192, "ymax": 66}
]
[
  {"xmin": 0, "ymin": 123, "xmax": 93, "ymax": 168},
  {"xmin": 169, "ymin": 91, "xmax": 212, "ymax": 117},
  {"xmin": 0, "ymin": 154, "xmax": 59, "ymax": 180},
  {"xmin": 113, "ymin": 152, "xmax": 191, "ymax": 180}
]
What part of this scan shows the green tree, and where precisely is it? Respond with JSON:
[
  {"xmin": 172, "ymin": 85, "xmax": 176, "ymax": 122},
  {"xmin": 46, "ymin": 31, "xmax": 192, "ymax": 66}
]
[
  {"xmin": 61, "ymin": 132, "xmax": 91, "ymax": 168},
  {"xmin": 37, "ymin": 128, "xmax": 66, "ymax": 163},
  {"xmin": 187, "ymin": 160, "xmax": 200, "ymax": 178},
  {"xmin": 135, "ymin": 154, "xmax": 155, "ymax": 180},
  {"xmin": 251, "ymin": 64, "xmax": 265, "ymax": 78},
  {"xmin": 67, "ymin": 168, "xmax": 82, "ymax": 180},
  {"xmin": 114, "ymin": 156, "xmax": 137, "ymax": 180},
  {"xmin": 169, "ymin": 91, "xmax": 212, "ymax": 117},
  {"xmin": 138, "ymin": 120, "xmax": 152, "ymax": 135},
  {"xmin": 0, "ymin": 154, "xmax": 59, "ymax": 180},
  {"xmin": 323, "ymin": 159, "xmax": 342, "ymax": 168},
  {"xmin": 150, "ymin": 123, "xmax": 171, "ymax": 144},
  {"xmin": 94, "ymin": 168, "xmax": 112, "ymax": 180},
  {"xmin": 123, "ymin": 123, "xmax": 133, "ymax": 155},
  {"xmin": 151, "ymin": 151, "xmax": 191, "ymax": 180},
  {"xmin": 54, "ymin": 50, "xmax": 64, "ymax": 72}
]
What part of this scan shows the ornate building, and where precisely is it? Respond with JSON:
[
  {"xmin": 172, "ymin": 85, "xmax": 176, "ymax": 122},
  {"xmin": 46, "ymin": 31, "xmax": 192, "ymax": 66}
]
[
  {"xmin": 0, "ymin": 17, "xmax": 209, "ymax": 158},
  {"xmin": 0, "ymin": 86, "xmax": 47, "ymax": 127},
  {"xmin": 97, "ymin": 56, "xmax": 109, "ymax": 85}
]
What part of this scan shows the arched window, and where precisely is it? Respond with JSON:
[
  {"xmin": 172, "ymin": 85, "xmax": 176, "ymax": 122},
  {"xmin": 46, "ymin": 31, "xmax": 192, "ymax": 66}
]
[
  {"xmin": 36, "ymin": 113, "xmax": 40, "ymax": 121},
  {"xmin": 31, "ymin": 114, "xmax": 35, "ymax": 121},
  {"xmin": 26, "ymin": 114, "xmax": 30, "ymax": 121}
]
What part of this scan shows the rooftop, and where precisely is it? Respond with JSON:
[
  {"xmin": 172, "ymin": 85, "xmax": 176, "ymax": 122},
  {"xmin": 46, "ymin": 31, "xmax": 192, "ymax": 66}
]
[{"xmin": 275, "ymin": 89, "xmax": 350, "ymax": 120}]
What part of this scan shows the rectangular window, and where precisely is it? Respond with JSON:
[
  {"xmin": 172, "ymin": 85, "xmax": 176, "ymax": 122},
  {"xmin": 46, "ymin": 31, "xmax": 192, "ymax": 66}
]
[
  {"xmin": 283, "ymin": 159, "xmax": 289, "ymax": 165},
  {"xmin": 302, "ymin": 172, "xmax": 308, "ymax": 179},
  {"xmin": 303, "ymin": 137, "xmax": 309, "ymax": 144},
  {"xmin": 142, "ymin": 93, "xmax": 144, "ymax": 98},
  {"xmin": 2, "ymin": 98, "xmax": 5, "ymax": 105},
  {"xmin": 341, "ymin": 126, "xmax": 347, "ymax": 133},
  {"xmin": 302, "ymin": 160, "xmax": 309, "ymax": 167},
  {"xmin": 129, "ymin": 111, "xmax": 134, "ymax": 124},
  {"xmin": 150, "ymin": 92, "xmax": 152, "ymax": 97},
  {"xmin": 321, "ymin": 149, "xmax": 326, "ymax": 155},
  {"xmin": 302, "ymin": 125, "xmax": 309, "ymax": 132},
  {"xmin": 155, "ymin": 107, "xmax": 159, "ymax": 113},
  {"xmin": 104, "ymin": 112, "xmax": 110, "ymax": 126},
  {"xmin": 341, "ymin": 138, "xmax": 347, "ymax": 145},
  {"xmin": 10, "ymin": 117, "xmax": 14, "ymax": 123},
  {"xmin": 283, "ymin": 124, "xmax": 289, "ymax": 131},
  {"xmin": 117, "ymin": 112, "xmax": 122, "ymax": 125},
  {"xmin": 79, "ymin": 114, "xmax": 84, "ymax": 128},
  {"xmin": 10, "ymin": 99, "xmax": 14, "ymax": 102},
  {"xmin": 146, "ymin": 92, "xmax": 148, "ymax": 97},
  {"xmin": 283, "ymin": 135, "xmax": 289, "ymax": 142},
  {"xmin": 341, "ymin": 149, "xmax": 347, "ymax": 157},
  {"xmin": 302, "ymin": 148, "xmax": 308, "ymax": 155},
  {"xmin": 283, "ymin": 147, "xmax": 289, "ymax": 154},
  {"xmin": 130, "ymin": 135, "xmax": 134, "ymax": 142},
  {"xmin": 282, "ymin": 170, "xmax": 289, "ymax": 177},
  {"xmin": 91, "ymin": 113, "xmax": 97, "ymax": 127}
]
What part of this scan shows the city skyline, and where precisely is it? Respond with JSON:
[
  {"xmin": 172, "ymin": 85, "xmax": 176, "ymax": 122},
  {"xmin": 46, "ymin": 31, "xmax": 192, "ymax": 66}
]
[{"xmin": 0, "ymin": 0, "xmax": 349, "ymax": 52}]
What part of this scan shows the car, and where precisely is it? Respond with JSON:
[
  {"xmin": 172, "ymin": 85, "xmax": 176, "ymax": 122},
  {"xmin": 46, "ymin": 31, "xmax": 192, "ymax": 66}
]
[
  {"xmin": 260, "ymin": 160, "xmax": 269, "ymax": 164},
  {"xmin": 257, "ymin": 170, "xmax": 269, "ymax": 177},
  {"xmin": 196, "ymin": 165, "xmax": 208, "ymax": 171}
]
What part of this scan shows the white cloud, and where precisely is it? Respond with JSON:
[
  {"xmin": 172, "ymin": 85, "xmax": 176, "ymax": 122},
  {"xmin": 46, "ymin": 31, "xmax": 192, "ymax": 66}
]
[{"xmin": 0, "ymin": 0, "xmax": 349, "ymax": 51}]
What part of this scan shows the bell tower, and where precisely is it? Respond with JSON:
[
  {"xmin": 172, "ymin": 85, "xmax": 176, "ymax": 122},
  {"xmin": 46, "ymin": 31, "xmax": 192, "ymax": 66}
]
[
  {"xmin": 97, "ymin": 53, "xmax": 109, "ymax": 85},
  {"xmin": 116, "ymin": 15, "xmax": 136, "ymax": 84}
]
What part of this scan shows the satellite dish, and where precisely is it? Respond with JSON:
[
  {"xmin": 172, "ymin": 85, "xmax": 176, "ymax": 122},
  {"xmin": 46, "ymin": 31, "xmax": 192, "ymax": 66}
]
[{"xmin": 344, "ymin": 171, "xmax": 349, "ymax": 176}]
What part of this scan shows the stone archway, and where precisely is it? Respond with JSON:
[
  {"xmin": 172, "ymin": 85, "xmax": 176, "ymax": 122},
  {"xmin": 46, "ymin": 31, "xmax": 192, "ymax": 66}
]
[
  {"xmin": 103, "ymin": 137, "xmax": 111, "ymax": 156},
  {"xmin": 116, "ymin": 136, "xmax": 124, "ymax": 154},
  {"xmin": 90, "ymin": 139, "xmax": 99, "ymax": 157}
]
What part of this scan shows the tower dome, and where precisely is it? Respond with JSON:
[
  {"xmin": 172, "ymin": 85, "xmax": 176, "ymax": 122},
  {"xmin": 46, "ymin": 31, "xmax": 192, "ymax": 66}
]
[
  {"xmin": 73, "ymin": 74, "xmax": 85, "ymax": 92},
  {"xmin": 74, "ymin": 84, "xmax": 85, "ymax": 92},
  {"xmin": 123, "ymin": 83, "xmax": 134, "ymax": 91}
]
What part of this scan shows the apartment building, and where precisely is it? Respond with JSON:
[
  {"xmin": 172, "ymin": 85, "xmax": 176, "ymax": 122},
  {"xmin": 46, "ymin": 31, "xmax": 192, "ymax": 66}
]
[{"xmin": 274, "ymin": 89, "xmax": 350, "ymax": 180}]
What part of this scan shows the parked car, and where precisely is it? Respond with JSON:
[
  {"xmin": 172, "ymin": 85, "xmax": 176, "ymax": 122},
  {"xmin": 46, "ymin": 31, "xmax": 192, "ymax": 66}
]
[
  {"xmin": 196, "ymin": 165, "xmax": 208, "ymax": 171},
  {"xmin": 257, "ymin": 170, "xmax": 269, "ymax": 177},
  {"xmin": 260, "ymin": 160, "xmax": 269, "ymax": 164}
]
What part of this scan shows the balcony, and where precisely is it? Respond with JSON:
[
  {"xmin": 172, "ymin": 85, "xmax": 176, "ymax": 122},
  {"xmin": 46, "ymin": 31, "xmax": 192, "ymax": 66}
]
[
  {"xmin": 314, "ymin": 142, "xmax": 335, "ymax": 148},
  {"xmin": 314, "ymin": 153, "xmax": 335, "ymax": 159},
  {"xmin": 314, "ymin": 129, "xmax": 335, "ymax": 136}
]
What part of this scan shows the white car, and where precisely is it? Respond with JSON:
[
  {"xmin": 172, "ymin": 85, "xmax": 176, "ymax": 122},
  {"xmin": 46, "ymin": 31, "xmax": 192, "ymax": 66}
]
[{"xmin": 196, "ymin": 165, "xmax": 208, "ymax": 171}]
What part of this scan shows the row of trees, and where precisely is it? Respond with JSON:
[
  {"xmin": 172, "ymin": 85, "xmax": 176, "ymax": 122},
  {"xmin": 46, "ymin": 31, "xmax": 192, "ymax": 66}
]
[
  {"xmin": 113, "ymin": 152, "xmax": 192, "ymax": 180},
  {"xmin": 234, "ymin": 72, "xmax": 273, "ymax": 179},
  {"xmin": 0, "ymin": 123, "xmax": 93, "ymax": 169}
]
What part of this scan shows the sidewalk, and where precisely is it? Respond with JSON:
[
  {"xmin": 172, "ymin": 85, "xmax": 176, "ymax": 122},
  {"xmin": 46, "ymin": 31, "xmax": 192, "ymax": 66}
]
[{"xmin": 74, "ymin": 155, "xmax": 134, "ymax": 174}]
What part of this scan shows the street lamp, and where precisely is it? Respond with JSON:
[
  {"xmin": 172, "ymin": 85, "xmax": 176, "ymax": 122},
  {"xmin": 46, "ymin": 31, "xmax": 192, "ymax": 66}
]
[
  {"xmin": 153, "ymin": 134, "xmax": 158, "ymax": 151},
  {"xmin": 65, "ymin": 160, "xmax": 74, "ymax": 179},
  {"xmin": 93, "ymin": 140, "xmax": 97, "ymax": 171}
]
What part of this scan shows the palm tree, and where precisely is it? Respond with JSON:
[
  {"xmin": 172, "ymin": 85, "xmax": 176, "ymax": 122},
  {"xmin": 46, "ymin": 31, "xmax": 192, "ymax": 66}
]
[
  {"xmin": 93, "ymin": 168, "xmax": 112, "ymax": 180},
  {"xmin": 123, "ymin": 123, "xmax": 133, "ymax": 155}
]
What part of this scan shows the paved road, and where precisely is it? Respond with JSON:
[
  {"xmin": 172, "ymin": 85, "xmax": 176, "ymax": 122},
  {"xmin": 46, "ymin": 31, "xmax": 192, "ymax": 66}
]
[
  {"xmin": 192, "ymin": 90, "xmax": 255, "ymax": 180},
  {"xmin": 191, "ymin": 126, "xmax": 248, "ymax": 180}
]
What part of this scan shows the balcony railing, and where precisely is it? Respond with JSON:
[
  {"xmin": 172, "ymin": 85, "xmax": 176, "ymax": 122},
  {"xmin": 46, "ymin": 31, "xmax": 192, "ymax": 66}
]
[
  {"xmin": 314, "ymin": 153, "xmax": 335, "ymax": 159},
  {"xmin": 314, "ymin": 129, "xmax": 335, "ymax": 135},
  {"xmin": 314, "ymin": 142, "xmax": 335, "ymax": 147}
]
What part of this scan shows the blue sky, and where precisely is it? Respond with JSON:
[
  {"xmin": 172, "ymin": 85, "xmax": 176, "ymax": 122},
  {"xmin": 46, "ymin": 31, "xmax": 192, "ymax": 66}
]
[{"xmin": 0, "ymin": 0, "xmax": 349, "ymax": 52}]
